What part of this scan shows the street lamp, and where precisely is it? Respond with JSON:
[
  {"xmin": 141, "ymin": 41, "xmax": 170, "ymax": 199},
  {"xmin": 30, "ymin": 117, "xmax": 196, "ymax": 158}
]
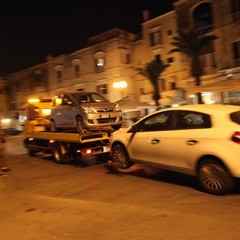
[{"xmin": 113, "ymin": 81, "xmax": 127, "ymax": 99}]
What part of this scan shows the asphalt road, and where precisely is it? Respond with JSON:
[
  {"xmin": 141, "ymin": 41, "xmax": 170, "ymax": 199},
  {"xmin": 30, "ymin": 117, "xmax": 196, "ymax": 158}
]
[{"xmin": 1, "ymin": 135, "xmax": 240, "ymax": 240}]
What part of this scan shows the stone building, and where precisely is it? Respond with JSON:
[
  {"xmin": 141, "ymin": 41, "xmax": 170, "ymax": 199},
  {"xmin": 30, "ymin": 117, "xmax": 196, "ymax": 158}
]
[{"xmin": 5, "ymin": 0, "xmax": 240, "ymax": 118}]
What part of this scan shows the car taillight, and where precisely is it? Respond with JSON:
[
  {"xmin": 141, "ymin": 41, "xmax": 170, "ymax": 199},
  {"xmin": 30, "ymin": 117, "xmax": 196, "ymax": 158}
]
[{"xmin": 232, "ymin": 131, "xmax": 240, "ymax": 144}]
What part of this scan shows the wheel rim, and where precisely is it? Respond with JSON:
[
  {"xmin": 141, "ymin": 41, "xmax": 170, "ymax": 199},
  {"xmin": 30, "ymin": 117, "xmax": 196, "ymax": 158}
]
[
  {"xmin": 54, "ymin": 148, "xmax": 60, "ymax": 162},
  {"xmin": 199, "ymin": 163, "xmax": 230, "ymax": 193},
  {"xmin": 54, "ymin": 143, "xmax": 62, "ymax": 163},
  {"xmin": 112, "ymin": 146, "xmax": 129, "ymax": 168}
]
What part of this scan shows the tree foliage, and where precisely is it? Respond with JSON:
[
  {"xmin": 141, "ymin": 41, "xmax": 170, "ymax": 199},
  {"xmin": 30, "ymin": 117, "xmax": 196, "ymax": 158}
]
[
  {"xmin": 137, "ymin": 59, "xmax": 169, "ymax": 108},
  {"xmin": 169, "ymin": 28, "xmax": 218, "ymax": 103}
]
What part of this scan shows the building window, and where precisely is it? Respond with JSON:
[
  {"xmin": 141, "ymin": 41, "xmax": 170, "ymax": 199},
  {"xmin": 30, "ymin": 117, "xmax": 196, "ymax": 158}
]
[
  {"xmin": 72, "ymin": 59, "xmax": 81, "ymax": 78},
  {"xmin": 231, "ymin": 0, "xmax": 240, "ymax": 21},
  {"xmin": 54, "ymin": 64, "xmax": 64, "ymax": 84},
  {"xmin": 167, "ymin": 30, "xmax": 173, "ymax": 36},
  {"xmin": 168, "ymin": 57, "xmax": 174, "ymax": 63},
  {"xmin": 121, "ymin": 52, "xmax": 131, "ymax": 64},
  {"xmin": 96, "ymin": 84, "xmax": 108, "ymax": 95},
  {"xmin": 95, "ymin": 57, "xmax": 105, "ymax": 72},
  {"xmin": 155, "ymin": 54, "xmax": 162, "ymax": 63},
  {"xmin": 150, "ymin": 30, "xmax": 162, "ymax": 47},
  {"xmin": 233, "ymin": 41, "xmax": 240, "ymax": 67},
  {"xmin": 160, "ymin": 79, "xmax": 166, "ymax": 91},
  {"xmin": 193, "ymin": 2, "xmax": 213, "ymax": 31},
  {"xmin": 56, "ymin": 70, "xmax": 62, "ymax": 83},
  {"xmin": 74, "ymin": 64, "xmax": 80, "ymax": 77},
  {"xmin": 33, "ymin": 71, "xmax": 44, "ymax": 87},
  {"xmin": 169, "ymin": 82, "xmax": 176, "ymax": 90}
]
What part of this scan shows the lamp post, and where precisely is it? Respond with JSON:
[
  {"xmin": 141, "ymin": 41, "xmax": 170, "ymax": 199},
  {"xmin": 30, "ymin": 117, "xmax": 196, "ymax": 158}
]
[{"xmin": 113, "ymin": 81, "xmax": 127, "ymax": 99}]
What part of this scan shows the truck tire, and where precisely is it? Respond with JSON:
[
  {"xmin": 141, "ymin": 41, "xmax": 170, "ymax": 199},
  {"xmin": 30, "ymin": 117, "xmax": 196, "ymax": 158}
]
[
  {"xmin": 28, "ymin": 148, "xmax": 36, "ymax": 157},
  {"xmin": 53, "ymin": 142, "xmax": 66, "ymax": 163},
  {"xmin": 53, "ymin": 142, "xmax": 72, "ymax": 163}
]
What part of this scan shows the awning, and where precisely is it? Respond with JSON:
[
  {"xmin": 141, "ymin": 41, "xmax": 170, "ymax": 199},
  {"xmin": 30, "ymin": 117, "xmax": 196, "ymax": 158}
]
[{"xmin": 187, "ymin": 79, "xmax": 240, "ymax": 93}]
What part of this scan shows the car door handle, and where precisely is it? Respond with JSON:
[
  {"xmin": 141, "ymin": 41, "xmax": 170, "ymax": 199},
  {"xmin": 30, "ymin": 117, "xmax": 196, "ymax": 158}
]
[
  {"xmin": 187, "ymin": 139, "xmax": 198, "ymax": 145},
  {"xmin": 150, "ymin": 138, "xmax": 160, "ymax": 144}
]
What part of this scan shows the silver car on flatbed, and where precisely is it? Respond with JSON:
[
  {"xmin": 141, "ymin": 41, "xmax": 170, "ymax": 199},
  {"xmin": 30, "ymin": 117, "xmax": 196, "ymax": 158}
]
[{"xmin": 50, "ymin": 91, "xmax": 123, "ymax": 133}]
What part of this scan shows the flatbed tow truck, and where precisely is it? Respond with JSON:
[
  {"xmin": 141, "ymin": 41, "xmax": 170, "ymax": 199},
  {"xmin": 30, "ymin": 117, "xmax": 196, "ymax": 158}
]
[{"xmin": 22, "ymin": 98, "xmax": 111, "ymax": 164}]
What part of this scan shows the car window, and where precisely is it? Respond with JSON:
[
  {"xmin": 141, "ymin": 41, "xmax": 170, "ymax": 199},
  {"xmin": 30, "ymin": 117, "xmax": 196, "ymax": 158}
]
[
  {"xmin": 62, "ymin": 95, "xmax": 72, "ymax": 105},
  {"xmin": 138, "ymin": 111, "xmax": 172, "ymax": 132},
  {"xmin": 230, "ymin": 111, "xmax": 240, "ymax": 125},
  {"xmin": 175, "ymin": 110, "xmax": 211, "ymax": 130},
  {"xmin": 91, "ymin": 93, "xmax": 108, "ymax": 102},
  {"xmin": 74, "ymin": 93, "xmax": 108, "ymax": 103},
  {"xmin": 78, "ymin": 94, "xmax": 90, "ymax": 103}
]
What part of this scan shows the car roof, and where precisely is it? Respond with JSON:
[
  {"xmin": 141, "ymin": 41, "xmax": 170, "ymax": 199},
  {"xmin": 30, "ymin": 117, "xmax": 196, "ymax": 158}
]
[
  {"xmin": 58, "ymin": 91, "xmax": 97, "ymax": 95},
  {"xmin": 161, "ymin": 104, "xmax": 240, "ymax": 114}
]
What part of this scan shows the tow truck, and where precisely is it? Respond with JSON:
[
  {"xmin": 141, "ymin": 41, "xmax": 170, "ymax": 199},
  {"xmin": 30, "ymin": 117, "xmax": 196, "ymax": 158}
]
[{"xmin": 22, "ymin": 98, "xmax": 110, "ymax": 164}]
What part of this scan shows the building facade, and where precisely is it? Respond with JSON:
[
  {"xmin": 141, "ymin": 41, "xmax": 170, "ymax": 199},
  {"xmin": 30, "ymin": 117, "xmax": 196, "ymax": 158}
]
[{"xmin": 4, "ymin": 0, "xmax": 240, "ymax": 119}]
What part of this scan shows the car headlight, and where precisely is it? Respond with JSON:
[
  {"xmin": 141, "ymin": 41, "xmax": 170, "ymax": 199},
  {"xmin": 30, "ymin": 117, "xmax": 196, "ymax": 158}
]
[
  {"xmin": 82, "ymin": 106, "xmax": 97, "ymax": 113},
  {"xmin": 114, "ymin": 104, "xmax": 121, "ymax": 111}
]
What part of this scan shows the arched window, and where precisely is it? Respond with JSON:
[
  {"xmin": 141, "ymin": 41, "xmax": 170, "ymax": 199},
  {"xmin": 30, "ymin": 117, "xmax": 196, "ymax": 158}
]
[
  {"xmin": 72, "ymin": 59, "xmax": 81, "ymax": 78},
  {"xmin": 192, "ymin": 2, "xmax": 213, "ymax": 31},
  {"xmin": 94, "ymin": 51, "xmax": 105, "ymax": 73},
  {"xmin": 54, "ymin": 64, "xmax": 64, "ymax": 84}
]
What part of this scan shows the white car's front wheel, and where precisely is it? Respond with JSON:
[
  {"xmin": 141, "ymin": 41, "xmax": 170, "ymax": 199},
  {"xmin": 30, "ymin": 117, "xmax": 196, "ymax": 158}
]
[
  {"xmin": 198, "ymin": 159, "xmax": 235, "ymax": 195},
  {"xmin": 111, "ymin": 144, "xmax": 132, "ymax": 169}
]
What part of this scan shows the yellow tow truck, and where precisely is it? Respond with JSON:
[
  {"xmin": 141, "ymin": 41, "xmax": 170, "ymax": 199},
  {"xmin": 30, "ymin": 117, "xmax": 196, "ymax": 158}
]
[{"xmin": 22, "ymin": 98, "xmax": 110, "ymax": 164}]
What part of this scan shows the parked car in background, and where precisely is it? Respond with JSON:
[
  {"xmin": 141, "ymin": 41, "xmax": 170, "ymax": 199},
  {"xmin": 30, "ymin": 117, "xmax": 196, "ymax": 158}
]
[
  {"xmin": 50, "ymin": 91, "xmax": 123, "ymax": 133},
  {"xmin": 110, "ymin": 104, "xmax": 240, "ymax": 195},
  {"xmin": 4, "ymin": 128, "xmax": 22, "ymax": 136}
]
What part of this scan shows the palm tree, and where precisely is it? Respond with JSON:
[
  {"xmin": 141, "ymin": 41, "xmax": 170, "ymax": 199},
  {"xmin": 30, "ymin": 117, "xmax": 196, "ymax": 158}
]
[
  {"xmin": 169, "ymin": 28, "xmax": 218, "ymax": 104},
  {"xmin": 137, "ymin": 59, "xmax": 169, "ymax": 109}
]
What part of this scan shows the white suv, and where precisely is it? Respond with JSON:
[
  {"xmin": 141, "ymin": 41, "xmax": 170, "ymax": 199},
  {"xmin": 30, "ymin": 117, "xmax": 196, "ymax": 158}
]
[{"xmin": 110, "ymin": 104, "xmax": 240, "ymax": 195}]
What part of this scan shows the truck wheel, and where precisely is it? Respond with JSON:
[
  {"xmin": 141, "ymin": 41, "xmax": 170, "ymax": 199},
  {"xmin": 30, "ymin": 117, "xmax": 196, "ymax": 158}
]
[
  {"xmin": 76, "ymin": 117, "xmax": 87, "ymax": 134},
  {"xmin": 28, "ymin": 148, "xmax": 36, "ymax": 157},
  {"xmin": 53, "ymin": 142, "xmax": 65, "ymax": 163}
]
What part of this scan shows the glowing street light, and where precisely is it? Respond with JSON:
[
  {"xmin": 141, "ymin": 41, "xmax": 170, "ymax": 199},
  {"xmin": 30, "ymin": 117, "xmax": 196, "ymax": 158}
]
[{"xmin": 113, "ymin": 81, "xmax": 127, "ymax": 99}]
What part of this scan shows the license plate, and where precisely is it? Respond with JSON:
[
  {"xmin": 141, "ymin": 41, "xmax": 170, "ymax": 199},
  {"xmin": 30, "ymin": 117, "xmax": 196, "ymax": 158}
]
[
  {"xmin": 101, "ymin": 114, "xmax": 109, "ymax": 118},
  {"xmin": 103, "ymin": 146, "xmax": 110, "ymax": 152}
]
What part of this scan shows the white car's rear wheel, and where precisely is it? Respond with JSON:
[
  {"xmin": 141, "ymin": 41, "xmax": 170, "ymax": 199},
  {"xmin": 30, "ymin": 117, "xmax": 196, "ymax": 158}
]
[
  {"xmin": 111, "ymin": 144, "xmax": 132, "ymax": 169},
  {"xmin": 198, "ymin": 159, "xmax": 234, "ymax": 195}
]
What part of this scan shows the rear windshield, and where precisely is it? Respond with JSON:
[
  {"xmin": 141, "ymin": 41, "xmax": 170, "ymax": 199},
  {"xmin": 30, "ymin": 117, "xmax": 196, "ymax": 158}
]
[{"xmin": 230, "ymin": 111, "xmax": 240, "ymax": 125}]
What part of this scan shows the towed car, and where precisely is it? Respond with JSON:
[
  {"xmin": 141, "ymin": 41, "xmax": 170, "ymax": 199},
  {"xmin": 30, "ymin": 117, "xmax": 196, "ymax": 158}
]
[
  {"xmin": 50, "ymin": 91, "xmax": 123, "ymax": 134},
  {"xmin": 110, "ymin": 104, "xmax": 240, "ymax": 195}
]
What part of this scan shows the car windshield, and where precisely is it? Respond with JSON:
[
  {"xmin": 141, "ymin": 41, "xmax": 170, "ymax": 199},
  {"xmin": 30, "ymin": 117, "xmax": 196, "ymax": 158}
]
[
  {"xmin": 73, "ymin": 93, "xmax": 109, "ymax": 103},
  {"xmin": 230, "ymin": 111, "xmax": 240, "ymax": 125}
]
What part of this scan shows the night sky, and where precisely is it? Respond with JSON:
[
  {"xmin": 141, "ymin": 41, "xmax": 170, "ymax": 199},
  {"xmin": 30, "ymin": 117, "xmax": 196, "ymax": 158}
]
[{"xmin": 0, "ymin": 0, "xmax": 176, "ymax": 76}]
